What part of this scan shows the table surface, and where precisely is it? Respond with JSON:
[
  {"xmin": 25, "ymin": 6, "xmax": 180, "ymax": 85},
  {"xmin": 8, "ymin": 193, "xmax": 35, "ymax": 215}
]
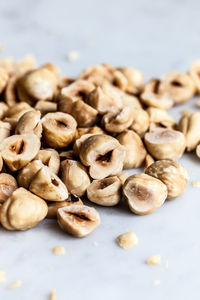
[{"xmin": 1, "ymin": 0, "xmax": 200, "ymax": 299}]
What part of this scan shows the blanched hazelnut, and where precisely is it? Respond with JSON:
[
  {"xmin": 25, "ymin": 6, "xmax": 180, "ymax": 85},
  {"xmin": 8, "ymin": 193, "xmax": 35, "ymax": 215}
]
[
  {"xmin": 61, "ymin": 159, "xmax": 90, "ymax": 197},
  {"xmin": 59, "ymin": 150, "xmax": 77, "ymax": 161},
  {"xmin": 0, "ymin": 173, "xmax": 18, "ymax": 203},
  {"xmin": 4, "ymin": 75, "xmax": 19, "ymax": 107},
  {"xmin": 144, "ymin": 129, "xmax": 185, "ymax": 160},
  {"xmin": 42, "ymin": 112, "xmax": 77, "ymax": 148},
  {"xmin": 60, "ymin": 79, "xmax": 95, "ymax": 100},
  {"xmin": 159, "ymin": 72, "xmax": 195, "ymax": 104},
  {"xmin": 29, "ymin": 166, "xmax": 68, "ymax": 202},
  {"xmin": 0, "ymin": 153, "xmax": 3, "ymax": 172},
  {"xmin": 47, "ymin": 194, "xmax": 83, "ymax": 219},
  {"xmin": 123, "ymin": 174, "xmax": 167, "ymax": 215},
  {"xmin": 121, "ymin": 93, "xmax": 142, "ymax": 109},
  {"xmin": 0, "ymin": 134, "xmax": 40, "ymax": 171},
  {"xmin": 75, "ymin": 126, "xmax": 105, "ymax": 140},
  {"xmin": 0, "ymin": 121, "xmax": 11, "ymax": 143},
  {"xmin": 78, "ymin": 64, "xmax": 114, "ymax": 86},
  {"xmin": 57, "ymin": 205, "xmax": 100, "ymax": 237},
  {"xmin": 15, "ymin": 110, "xmax": 42, "ymax": 138},
  {"xmin": 4, "ymin": 102, "xmax": 34, "ymax": 129},
  {"xmin": 87, "ymin": 176, "xmax": 121, "ymax": 206},
  {"xmin": 0, "ymin": 187, "xmax": 48, "ymax": 230},
  {"xmin": 117, "ymin": 67, "xmax": 145, "ymax": 94},
  {"xmin": 35, "ymin": 149, "xmax": 60, "ymax": 174},
  {"xmin": 178, "ymin": 112, "xmax": 200, "ymax": 151},
  {"xmin": 116, "ymin": 130, "xmax": 146, "ymax": 169},
  {"xmin": 0, "ymin": 102, "xmax": 8, "ymax": 120},
  {"xmin": 113, "ymin": 70, "xmax": 128, "ymax": 91},
  {"xmin": 144, "ymin": 153, "xmax": 154, "ymax": 171},
  {"xmin": 17, "ymin": 160, "xmax": 43, "ymax": 188},
  {"xmin": 0, "ymin": 67, "xmax": 9, "ymax": 94},
  {"xmin": 130, "ymin": 108, "xmax": 150, "ymax": 136},
  {"xmin": 145, "ymin": 160, "xmax": 189, "ymax": 199},
  {"xmin": 79, "ymin": 134, "xmax": 125, "ymax": 179},
  {"xmin": 147, "ymin": 107, "xmax": 176, "ymax": 129},
  {"xmin": 117, "ymin": 172, "xmax": 129, "ymax": 185},
  {"xmin": 73, "ymin": 133, "xmax": 95, "ymax": 155},
  {"xmin": 34, "ymin": 101, "xmax": 57, "ymax": 116},
  {"xmin": 189, "ymin": 60, "xmax": 200, "ymax": 93}
]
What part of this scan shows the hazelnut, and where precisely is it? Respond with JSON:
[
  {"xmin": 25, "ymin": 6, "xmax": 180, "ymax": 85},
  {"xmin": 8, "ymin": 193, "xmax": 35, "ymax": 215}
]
[
  {"xmin": 189, "ymin": 60, "xmax": 200, "ymax": 93},
  {"xmin": 34, "ymin": 101, "xmax": 57, "ymax": 116},
  {"xmin": 147, "ymin": 107, "xmax": 176, "ymax": 129},
  {"xmin": 0, "ymin": 133, "xmax": 40, "ymax": 171},
  {"xmin": 0, "ymin": 102, "xmax": 8, "ymax": 120},
  {"xmin": 117, "ymin": 172, "xmax": 129, "ymax": 185},
  {"xmin": 113, "ymin": 70, "xmax": 128, "ymax": 91},
  {"xmin": 17, "ymin": 160, "xmax": 43, "ymax": 189},
  {"xmin": 4, "ymin": 102, "xmax": 34, "ymax": 129},
  {"xmin": 0, "ymin": 153, "xmax": 3, "ymax": 172},
  {"xmin": 196, "ymin": 144, "xmax": 200, "ymax": 158},
  {"xmin": 42, "ymin": 112, "xmax": 77, "ymax": 148},
  {"xmin": 87, "ymin": 176, "xmax": 121, "ymax": 206},
  {"xmin": 130, "ymin": 108, "xmax": 149, "ymax": 137},
  {"xmin": 121, "ymin": 93, "xmax": 142, "ymax": 109},
  {"xmin": 57, "ymin": 205, "xmax": 100, "ymax": 237},
  {"xmin": 0, "ymin": 121, "xmax": 11, "ymax": 143},
  {"xmin": 145, "ymin": 160, "xmax": 189, "ymax": 199},
  {"xmin": 0, "ymin": 187, "xmax": 48, "ymax": 230},
  {"xmin": 144, "ymin": 153, "xmax": 154, "ymax": 171},
  {"xmin": 0, "ymin": 173, "xmax": 18, "ymax": 203},
  {"xmin": 4, "ymin": 75, "xmax": 19, "ymax": 107},
  {"xmin": 60, "ymin": 79, "xmax": 95, "ymax": 100},
  {"xmin": 61, "ymin": 159, "xmax": 90, "ymax": 197},
  {"xmin": 116, "ymin": 232, "xmax": 138, "ymax": 249},
  {"xmin": 35, "ymin": 149, "xmax": 60, "ymax": 174},
  {"xmin": 116, "ymin": 130, "xmax": 146, "ymax": 169},
  {"xmin": 144, "ymin": 128, "xmax": 185, "ymax": 160},
  {"xmin": 75, "ymin": 126, "xmax": 105, "ymax": 140},
  {"xmin": 59, "ymin": 150, "xmax": 77, "ymax": 161},
  {"xmin": 15, "ymin": 110, "xmax": 42, "ymax": 138},
  {"xmin": 117, "ymin": 67, "xmax": 145, "ymax": 94},
  {"xmin": 29, "ymin": 166, "xmax": 68, "ymax": 202},
  {"xmin": 78, "ymin": 64, "xmax": 114, "ymax": 86},
  {"xmin": 123, "ymin": 174, "xmax": 167, "ymax": 215},
  {"xmin": 73, "ymin": 133, "xmax": 95, "ymax": 155},
  {"xmin": 79, "ymin": 134, "xmax": 125, "ymax": 179},
  {"xmin": 0, "ymin": 67, "xmax": 9, "ymax": 94}
]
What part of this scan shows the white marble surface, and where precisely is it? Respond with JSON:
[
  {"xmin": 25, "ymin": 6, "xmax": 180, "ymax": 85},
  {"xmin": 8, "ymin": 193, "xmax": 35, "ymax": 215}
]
[{"xmin": 1, "ymin": 0, "xmax": 200, "ymax": 299}]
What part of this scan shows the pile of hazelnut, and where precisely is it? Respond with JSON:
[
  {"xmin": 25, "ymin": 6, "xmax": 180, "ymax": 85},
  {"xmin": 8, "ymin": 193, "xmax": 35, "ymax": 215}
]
[{"xmin": 0, "ymin": 55, "xmax": 199, "ymax": 237}]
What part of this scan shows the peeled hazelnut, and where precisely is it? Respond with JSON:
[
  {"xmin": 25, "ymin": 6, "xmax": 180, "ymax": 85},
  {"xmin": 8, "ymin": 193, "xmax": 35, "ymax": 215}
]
[
  {"xmin": 144, "ymin": 128, "xmax": 185, "ymax": 160},
  {"xmin": 0, "ymin": 187, "xmax": 48, "ymax": 230},
  {"xmin": 117, "ymin": 172, "xmax": 129, "ymax": 185},
  {"xmin": 196, "ymin": 144, "xmax": 200, "ymax": 158},
  {"xmin": 79, "ymin": 134, "xmax": 125, "ymax": 179},
  {"xmin": 159, "ymin": 72, "xmax": 195, "ymax": 104},
  {"xmin": 113, "ymin": 70, "xmax": 128, "ymax": 91},
  {"xmin": 178, "ymin": 112, "xmax": 200, "ymax": 151},
  {"xmin": 0, "ymin": 102, "xmax": 8, "ymax": 120},
  {"xmin": 0, "ymin": 121, "xmax": 11, "ymax": 143},
  {"xmin": 4, "ymin": 75, "xmax": 19, "ymax": 107},
  {"xmin": 42, "ymin": 112, "xmax": 77, "ymax": 148},
  {"xmin": 0, "ymin": 153, "xmax": 3, "ymax": 172},
  {"xmin": 47, "ymin": 194, "xmax": 83, "ymax": 219},
  {"xmin": 117, "ymin": 67, "xmax": 145, "ymax": 94},
  {"xmin": 147, "ymin": 107, "xmax": 176, "ymax": 129},
  {"xmin": 116, "ymin": 130, "xmax": 146, "ymax": 169},
  {"xmin": 87, "ymin": 176, "xmax": 121, "ymax": 206},
  {"xmin": 189, "ymin": 60, "xmax": 200, "ymax": 93},
  {"xmin": 0, "ymin": 173, "xmax": 18, "ymax": 203},
  {"xmin": 59, "ymin": 150, "xmax": 77, "ymax": 161},
  {"xmin": 73, "ymin": 133, "xmax": 95, "ymax": 155},
  {"xmin": 35, "ymin": 149, "xmax": 60, "ymax": 174},
  {"xmin": 123, "ymin": 174, "xmax": 167, "ymax": 215},
  {"xmin": 78, "ymin": 64, "xmax": 114, "ymax": 86},
  {"xmin": 57, "ymin": 205, "xmax": 100, "ymax": 237},
  {"xmin": 61, "ymin": 159, "xmax": 90, "ymax": 197},
  {"xmin": 0, "ymin": 67, "xmax": 9, "ymax": 94},
  {"xmin": 75, "ymin": 126, "xmax": 104, "ymax": 140},
  {"xmin": 0, "ymin": 58, "xmax": 15, "ymax": 76},
  {"xmin": 60, "ymin": 79, "xmax": 95, "ymax": 100},
  {"xmin": 17, "ymin": 160, "xmax": 43, "ymax": 189},
  {"xmin": 0, "ymin": 134, "xmax": 40, "ymax": 171},
  {"xmin": 144, "ymin": 153, "xmax": 155, "ymax": 171},
  {"xmin": 145, "ymin": 160, "xmax": 189, "ymax": 199},
  {"xmin": 34, "ymin": 101, "xmax": 57, "ymax": 116},
  {"xmin": 15, "ymin": 110, "xmax": 42, "ymax": 138},
  {"xmin": 130, "ymin": 108, "xmax": 150, "ymax": 136},
  {"xmin": 121, "ymin": 93, "xmax": 142, "ymax": 109},
  {"xmin": 16, "ymin": 54, "xmax": 37, "ymax": 75},
  {"xmin": 4, "ymin": 102, "xmax": 34, "ymax": 129},
  {"xmin": 29, "ymin": 166, "xmax": 68, "ymax": 202}
]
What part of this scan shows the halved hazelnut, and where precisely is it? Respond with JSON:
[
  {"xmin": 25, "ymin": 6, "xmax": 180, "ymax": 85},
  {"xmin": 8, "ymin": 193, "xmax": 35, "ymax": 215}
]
[
  {"xmin": 79, "ymin": 134, "xmax": 125, "ymax": 179},
  {"xmin": 87, "ymin": 176, "xmax": 121, "ymax": 206},
  {"xmin": 0, "ymin": 102, "xmax": 8, "ymax": 120},
  {"xmin": 145, "ymin": 160, "xmax": 189, "ymax": 199},
  {"xmin": 17, "ymin": 160, "xmax": 43, "ymax": 188},
  {"xmin": 147, "ymin": 107, "xmax": 176, "ymax": 129},
  {"xmin": 0, "ymin": 173, "xmax": 18, "ymax": 203},
  {"xmin": 117, "ymin": 67, "xmax": 145, "ymax": 94},
  {"xmin": 113, "ymin": 70, "xmax": 128, "ymax": 91},
  {"xmin": 57, "ymin": 205, "xmax": 100, "ymax": 237},
  {"xmin": 130, "ymin": 108, "xmax": 150, "ymax": 137},
  {"xmin": 78, "ymin": 64, "xmax": 114, "ymax": 86},
  {"xmin": 144, "ymin": 128, "xmax": 185, "ymax": 160},
  {"xmin": 0, "ymin": 121, "xmax": 11, "ymax": 143},
  {"xmin": 59, "ymin": 150, "xmax": 77, "ymax": 161},
  {"xmin": 60, "ymin": 79, "xmax": 95, "ymax": 100},
  {"xmin": 34, "ymin": 101, "xmax": 57, "ymax": 116},
  {"xmin": 42, "ymin": 112, "xmax": 77, "ymax": 148},
  {"xmin": 0, "ymin": 153, "xmax": 3, "ymax": 172},
  {"xmin": 189, "ymin": 60, "xmax": 200, "ymax": 93},
  {"xmin": 61, "ymin": 159, "xmax": 90, "ymax": 197},
  {"xmin": 144, "ymin": 153, "xmax": 155, "ymax": 171},
  {"xmin": 29, "ymin": 166, "xmax": 68, "ymax": 202},
  {"xmin": 0, "ymin": 67, "xmax": 9, "ymax": 94},
  {"xmin": 75, "ymin": 126, "xmax": 105, "ymax": 140},
  {"xmin": 196, "ymin": 144, "xmax": 200, "ymax": 158},
  {"xmin": 0, "ymin": 134, "xmax": 41, "ymax": 171},
  {"xmin": 4, "ymin": 102, "xmax": 34, "ymax": 129},
  {"xmin": 4, "ymin": 75, "xmax": 19, "ymax": 107},
  {"xmin": 35, "ymin": 149, "xmax": 60, "ymax": 174},
  {"xmin": 15, "ymin": 110, "xmax": 42, "ymax": 138},
  {"xmin": 73, "ymin": 133, "xmax": 95, "ymax": 155},
  {"xmin": 123, "ymin": 174, "xmax": 167, "ymax": 215}
]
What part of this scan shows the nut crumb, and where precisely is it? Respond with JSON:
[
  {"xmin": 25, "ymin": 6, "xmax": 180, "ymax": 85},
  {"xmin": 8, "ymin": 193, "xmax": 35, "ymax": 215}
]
[
  {"xmin": 8, "ymin": 280, "xmax": 22, "ymax": 289},
  {"xmin": 147, "ymin": 255, "xmax": 161, "ymax": 265},
  {"xmin": 0, "ymin": 270, "xmax": 6, "ymax": 283},
  {"xmin": 49, "ymin": 289, "xmax": 57, "ymax": 300},
  {"xmin": 67, "ymin": 51, "xmax": 80, "ymax": 62},
  {"xmin": 192, "ymin": 180, "xmax": 200, "ymax": 188},
  {"xmin": 153, "ymin": 279, "xmax": 161, "ymax": 286},
  {"xmin": 165, "ymin": 260, "xmax": 169, "ymax": 269},
  {"xmin": 117, "ymin": 232, "xmax": 138, "ymax": 250},
  {"xmin": 93, "ymin": 241, "xmax": 99, "ymax": 247},
  {"xmin": 52, "ymin": 245, "xmax": 66, "ymax": 255}
]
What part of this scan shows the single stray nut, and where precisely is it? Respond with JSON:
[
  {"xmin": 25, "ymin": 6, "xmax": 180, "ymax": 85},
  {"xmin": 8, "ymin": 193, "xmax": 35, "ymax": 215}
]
[
  {"xmin": 87, "ymin": 176, "xmax": 121, "ymax": 206},
  {"xmin": 17, "ymin": 160, "xmax": 43, "ymax": 189},
  {"xmin": 116, "ymin": 232, "xmax": 138, "ymax": 249},
  {"xmin": 15, "ymin": 110, "xmax": 42, "ymax": 138},
  {"xmin": 144, "ymin": 128, "xmax": 185, "ymax": 160},
  {"xmin": 145, "ymin": 160, "xmax": 189, "ymax": 199},
  {"xmin": 35, "ymin": 149, "xmax": 60, "ymax": 174},
  {"xmin": 57, "ymin": 204, "xmax": 100, "ymax": 237},
  {"xmin": 123, "ymin": 174, "xmax": 167, "ymax": 215},
  {"xmin": 0, "ymin": 133, "xmax": 40, "ymax": 171},
  {"xmin": 147, "ymin": 254, "xmax": 161, "ymax": 265},
  {"xmin": 29, "ymin": 166, "xmax": 68, "ymax": 202},
  {"xmin": 0, "ymin": 173, "xmax": 18, "ymax": 203},
  {"xmin": 0, "ymin": 187, "xmax": 48, "ymax": 230}
]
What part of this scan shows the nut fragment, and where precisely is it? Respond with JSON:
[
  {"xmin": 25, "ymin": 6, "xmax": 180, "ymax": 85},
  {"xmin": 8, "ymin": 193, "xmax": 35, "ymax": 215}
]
[
  {"xmin": 196, "ymin": 144, "xmax": 200, "ymax": 159},
  {"xmin": 57, "ymin": 205, "xmax": 100, "ymax": 237},
  {"xmin": 117, "ymin": 67, "xmax": 145, "ymax": 94},
  {"xmin": 147, "ymin": 255, "xmax": 161, "ymax": 265},
  {"xmin": 4, "ymin": 102, "xmax": 34, "ymax": 129},
  {"xmin": 123, "ymin": 174, "xmax": 167, "ymax": 215},
  {"xmin": 0, "ymin": 67, "xmax": 9, "ymax": 94},
  {"xmin": 116, "ymin": 232, "xmax": 138, "ymax": 249},
  {"xmin": 15, "ymin": 110, "xmax": 42, "ymax": 138},
  {"xmin": 145, "ymin": 160, "xmax": 189, "ymax": 199},
  {"xmin": 0, "ymin": 102, "xmax": 8, "ymax": 120},
  {"xmin": 78, "ymin": 64, "xmax": 114, "ymax": 86},
  {"xmin": 35, "ymin": 149, "xmax": 60, "ymax": 174},
  {"xmin": 52, "ymin": 246, "xmax": 65, "ymax": 255},
  {"xmin": 17, "ymin": 160, "xmax": 43, "ymax": 188},
  {"xmin": 0, "ymin": 173, "xmax": 18, "ymax": 203},
  {"xmin": 189, "ymin": 60, "xmax": 200, "ymax": 93},
  {"xmin": 147, "ymin": 107, "xmax": 176, "ymax": 129},
  {"xmin": 130, "ymin": 108, "xmax": 149, "ymax": 136},
  {"xmin": 35, "ymin": 101, "xmax": 57, "ymax": 116},
  {"xmin": 87, "ymin": 176, "xmax": 121, "ymax": 206},
  {"xmin": 75, "ymin": 126, "xmax": 104, "ymax": 140},
  {"xmin": 144, "ymin": 153, "xmax": 154, "ymax": 171},
  {"xmin": 0, "ymin": 121, "xmax": 11, "ymax": 143}
]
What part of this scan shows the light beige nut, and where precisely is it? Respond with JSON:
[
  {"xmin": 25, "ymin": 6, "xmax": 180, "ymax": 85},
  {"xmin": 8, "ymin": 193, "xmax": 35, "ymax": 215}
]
[
  {"xmin": 61, "ymin": 159, "xmax": 90, "ymax": 197},
  {"xmin": 117, "ymin": 67, "xmax": 145, "ymax": 94},
  {"xmin": 29, "ymin": 166, "xmax": 68, "ymax": 202},
  {"xmin": 123, "ymin": 174, "xmax": 167, "ymax": 215},
  {"xmin": 130, "ymin": 108, "xmax": 149, "ymax": 137},
  {"xmin": 144, "ymin": 128, "xmax": 185, "ymax": 160},
  {"xmin": 75, "ymin": 126, "xmax": 105, "ymax": 140},
  {"xmin": 78, "ymin": 64, "xmax": 114, "ymax": 86},
  {"xmin": 15, "ymin": 110, "xmax": 42, "ymax": 138},
  {"xmin": 59, "ymin": 150, "xmax": 77, "ymax": 161},
  {"xmin": 0, "ymin": 57, "xmax": 15, "ymax": 76},
  {"xmin": 116, "ymin": 232, "xmax": 138, "ymax": 249},
  {"xmin": 113, "ymin": 70, "xmax": 128, "ymax": 91},
  {"xmin": 102, "ymin": 106, "xmax": 134, "ymax": 133},
  {"xmin": 159, "ymin": 72, "xmax": 195, "ymax": 104},
  {"xmin": 60, "ymin": 79, "xmax": 95, "ymax": 100},
  {"xmin": 121, "ymin": 93, "xmax": 142, "ymax": 109},
  {"xmin": 73, "ymin": 133, "xmax": 95, "ymax": 155},
  {"xmin": 87, "ymin": 176, "xmax": 121, "ymax": 206},
  {"xmin": 118, "ymin": 172, "xmax": 129, "ymax": 185},
  {"xmin": 0, "ymin": 133, "xmax": 40, "ymax": 171},
  {"xmin": 42, "ymin": 63, "xmax": 60, "ymax": 79},
  {"xmin": 34, "ymin": 101, "xmax": 57, "ymax": 116},
  {"xmin": 4, "ymin": 102, "xmax": 34, "ymax": 129},
  {"xmin": 4, "ymin": 75, "xmax": 19, "ymax": 107},
  {"xmin": 0, "ymin": 67, "xmax": 9, "ymax": 94},
  {"xmin": 147, "ymin": 107, "xmax": 176, "ymax": 129},
  {"xmin": 196, "ymin": 144, "xmax": 200, "ymax": 159},
  {"xmin": 144, "ymin": 153, "xmax": 155, "ymax": 171},
  {"xmin": 178, "ymin": 112, "xmax": 200, "ymax": 151},
  {"xmin": 42, "ymin": 112, "xmax": 77, "ymax": 148},
  {"xmin": 16, "ymin": 67, "xmax": 58, "ymax": 104},
  {"xmin": 0, "ymin": 173, "xmax": 18, "ymax": 204},
  {"xmin": 189, "ymin": 60, "xmax": 200, "ymax": 93},
  {"xmin": 0, "ymin": 153, "xmax": 3, "ymax": 172},
  {"xmin": 35, "ymin": 149, "xmax": 60, "ymax": 174},
  {"xmin": 17, "ymin": 160, "xmax": 43, "ymax": 189},
  {"xmin": 145, "ymin": 160, "xmax": 189, "ymax": 199},
  {"xmin": 191, "ymin": 180, "xmax": 200, "ymax": 188},
  {"xmin": 52, "ymin": 245, "xmax": 65, "ymax": 255},
  {"xmin": 0, "ymin": 102, "xmax": 8, "ymax": 120},
  {"xmin": 147, "ymin": 254, "xmax": 161, "ymax": 265},
  {"xmin": 79, "ymin": 134, "xmax": 125, "ymax": 179},
  {"xmin": 47, "ymin": 194, "xmax": 83, "ymax": 218},
  {"xmin": 0, "ymin": 121, "xmax": 11, "ymax": 143},
  {"xmin": 0, "ymin": 187, "xmax": 48, "ymax": 230},
  {"xmin": 57, "ymin": 204, "xmax": 100, "ymax": 237},
  {"xmin": 16, "ymin": 54, "xmax": 37, "ymax": 75},
  {"xmin": 116, "ymin": 130, "xmax": 146, "ymax": 169}
]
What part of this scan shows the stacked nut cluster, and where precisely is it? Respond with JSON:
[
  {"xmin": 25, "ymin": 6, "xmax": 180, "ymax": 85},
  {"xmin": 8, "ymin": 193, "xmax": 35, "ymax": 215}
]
[{"xmin": 0, "ymin": 55, "xmax": 200, "ymax": 237}]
